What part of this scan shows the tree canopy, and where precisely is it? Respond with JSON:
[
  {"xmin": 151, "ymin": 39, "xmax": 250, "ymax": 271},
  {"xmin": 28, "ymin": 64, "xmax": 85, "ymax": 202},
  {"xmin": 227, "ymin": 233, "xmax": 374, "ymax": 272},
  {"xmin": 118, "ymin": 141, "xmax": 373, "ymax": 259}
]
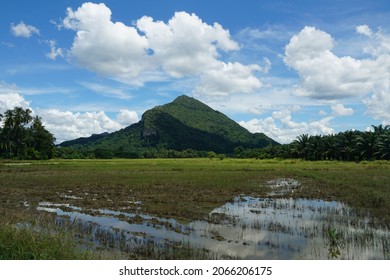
[
  {"xmin": 234, "ymin": 125, "xmax": 390, "ymax": 161},
  {"xmin": 0, "ymin": 107, "xmax": 55, "ymax": 159}
]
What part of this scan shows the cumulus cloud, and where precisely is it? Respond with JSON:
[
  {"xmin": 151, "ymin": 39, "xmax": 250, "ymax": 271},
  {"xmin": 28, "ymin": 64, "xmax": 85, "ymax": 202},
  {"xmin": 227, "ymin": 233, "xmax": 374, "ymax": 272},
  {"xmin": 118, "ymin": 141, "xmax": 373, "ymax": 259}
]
[
  {"xmin": 37, "ymin": 109, "xmax": 119, "ymax": 143},
  {"xmin": 331, "ymin": 103, "xmax": 354, "ymax": 116},
  {"xmin": 37, "ymin": 108, "xmax": 139, "ymax": 143},
  {"xmin": 193, "ymin": 62, "xmax": 262, "ymax": 98},
  {"xmin": 363, "ymin": 89, "xmax": 390, "ymax": 120},
  {"xmin": 136, "ymin": 12, "xmax": 239, "ymax": 78},
  {"xmin": 356, "ymin": 25, "xmax": 373, "ymax": 37},
  {"xmin": 63, "ymin": 2, "xmax": 149, "ymax": 84},
  {"xmin": 0, "ymin": 92, "xmax": 30, "ymax": 112},
  {"xmin": 10, "ymin": 22, "xmax": 40, "ymax": 38},
  {"xmin": 63, "ymin": 3, "xmax": 262, "ymax": 97},
  {"xmin": 284, "ymin": 26, "xmax": 374, "ymax": 99},
  {"xmin": 284, "ymin": 26, "xmax": 390, "ymax": 123},
  {"xmin": 116, "ymin": 109, "xmax": 139, "ymax": 126},
  {"xmin": 239, "ymin": 108, "xmax": 334, "ymax": 144},
  {"xmin": 0, "ymin": 87, "xmax": 138, "ymax": 143}
]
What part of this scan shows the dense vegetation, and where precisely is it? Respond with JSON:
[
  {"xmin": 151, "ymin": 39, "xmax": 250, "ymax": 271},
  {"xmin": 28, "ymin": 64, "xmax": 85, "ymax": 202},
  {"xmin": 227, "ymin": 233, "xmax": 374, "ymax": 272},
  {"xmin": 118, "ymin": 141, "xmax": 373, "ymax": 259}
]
[
  {"xmin": 3, "ymin": 98, "xmax": 389, "ymax": 162},
  {"xmin": 55, "ymin": 96, "xmax": 390, "ymax": 161},
  {"xmin": 57, "ymin": 124, "xmax": 390, "ymax": 161},
  {"xmin": 234, "ymin": 125, "xmax": 390, "ymax": 161},
  {"xmin": 0, "ymin": 221, "xmax": 93, "ymax": 259},
  {"xmin": 59, "ymin": 95, "xmax": 278, "ymax": 158},
  {"xmin": 0, "ymin": 107, "xmax": 55, "ymax": 160}
]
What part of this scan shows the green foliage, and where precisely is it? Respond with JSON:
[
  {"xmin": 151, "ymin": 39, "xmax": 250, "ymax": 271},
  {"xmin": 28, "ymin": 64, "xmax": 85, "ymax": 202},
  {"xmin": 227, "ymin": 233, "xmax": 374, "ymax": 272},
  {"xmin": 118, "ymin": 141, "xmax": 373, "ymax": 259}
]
[
  {"xmin": 0, "ymin": 107, "xmax": 55, "ymax": 160},
  {"xmin": 0, "ymin": 223, "xmax": 92, "ymax": 260},
  {"xmin": 54, "ymin": 95, "xmax": 390, "ymax": 161},
  {"xmin": 208, "ymin": 151, "xmax": 217, "ymax": 159},
  {"xmin": 234, "ymin": 125, "xmax": 390, "ymax": 162},
  {"xmin": 59, "ymin": 95, "xmax": 278, "ymax": 158}
]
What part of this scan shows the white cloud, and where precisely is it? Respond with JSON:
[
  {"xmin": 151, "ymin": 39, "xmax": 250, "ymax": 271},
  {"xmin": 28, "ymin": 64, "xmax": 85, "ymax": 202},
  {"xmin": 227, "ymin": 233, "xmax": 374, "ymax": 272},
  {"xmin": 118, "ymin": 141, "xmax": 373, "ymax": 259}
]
[
  {"xmin": 63, "ymin": 2, "xmax": 149, "ymax": 84},
  {"xmin": 63, "ymin": 3, "xmax": 262, "ymax": 97},
  {"xmin": 193, "ymin": 62, "xmax": 262, "ymax": 98},
  {"xmin": 284, "ymin": 26, "xmax": 373, "ymax": 99},
  {"xmin": 10, "ymin": 22, "xmax": 40, "ymax": 38},
  {"xmin": 358, "ymin": 26, "xmax": 390, "ymax": 57},
  {"xmin": 37, "ymin": 109, "xmax": 119, "ymax": 143},
  {"xmin": 46, "ymin": 40, "xmax": 64, "ymax": 60},
  {"xmin": 137, "ymin": 12, "xmax": 239, "ymax": 78},
  {"xmin": 260, "ymin": 57, "xmax": 272, "ymax": 74},
  {"xmin": 0, "ymin": 92, "xmax": 30, "ymax": 112},
  {"xmin": 0, "ymin": 86, "xmax": 138, "ymax": 143},
  {"xmin": 37, "ymin": 109, "xmax": 138, "ymax": 143},
  {"xmin": 363, "ymin": 89, "xmax": 390, "ymax": 120},
  {"xmin": 318, "ymin": 110, "xmax": 327, "ymax": 116},
  {"xmin": 116, "ymin": 109, "xmax": 139, "ymax": 126},
  {"xmin": 239, "ymin": 108, "xmax": 334, "ymax": 144},
  {"xmin": 356, "ymin": 25, "xmax": 373, "ymax": 37},
  {"xmin": 284, "ymin": 26, "xmax": 390, "ymax": 123},
  {"xmin": 331, "ymin": 103, "xmax": 354, "ymax": 116}
]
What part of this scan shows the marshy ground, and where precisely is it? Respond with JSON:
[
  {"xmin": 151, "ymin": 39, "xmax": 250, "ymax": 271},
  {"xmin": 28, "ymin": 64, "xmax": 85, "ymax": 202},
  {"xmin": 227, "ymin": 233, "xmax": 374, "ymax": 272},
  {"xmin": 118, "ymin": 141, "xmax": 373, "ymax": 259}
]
[{"xmin": 1, "ymin": 159, "xmax": 389, "ymax": 259}]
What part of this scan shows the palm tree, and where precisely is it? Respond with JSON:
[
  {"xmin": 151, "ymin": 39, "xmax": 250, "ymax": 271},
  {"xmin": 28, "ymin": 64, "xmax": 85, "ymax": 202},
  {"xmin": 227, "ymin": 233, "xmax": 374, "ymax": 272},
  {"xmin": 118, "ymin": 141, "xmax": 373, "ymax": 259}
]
[
  {"xmin": 307, "ymin": 135, "xmax": 323, "ymax": 160},
  {"xmin": 292, "ymin": 134, "xmax": 310, "ymax": 160},
  {"xmin": 3, "ymin": 109, "xmax": 15, "ymax": 129},
  {"xmin": 1, "ymin": 107, "xmax": 33, "ymax": 158},
  {"xmin": 29, "ymin": 116, "xmax": 55, "ymax": 159},
  {"xmin": 374, "ymin": 131, "xmax": 390, "ymax": 160},
  {"xmin": 354, "ymin": 131, "xmax": 377, "ymax": 160},
  {"xmin": 371, "ymin": 124, "xmax": 389, "ymax": 135},
  {"xmin": 322, "ymin": 134, "xmax": 338, "ymax": 160},
  {"xmin": 334, "ymin": 130, "xmax": 358, "ymax": 161}
]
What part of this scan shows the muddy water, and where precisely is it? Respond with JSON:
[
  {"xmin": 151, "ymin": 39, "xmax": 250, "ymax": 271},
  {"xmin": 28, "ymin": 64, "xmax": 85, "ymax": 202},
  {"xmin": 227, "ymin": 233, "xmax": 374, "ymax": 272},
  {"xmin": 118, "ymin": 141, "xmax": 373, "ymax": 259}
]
[{"xmin": 36, "ymin": 179, "xmax": 390, "ymax": 259}]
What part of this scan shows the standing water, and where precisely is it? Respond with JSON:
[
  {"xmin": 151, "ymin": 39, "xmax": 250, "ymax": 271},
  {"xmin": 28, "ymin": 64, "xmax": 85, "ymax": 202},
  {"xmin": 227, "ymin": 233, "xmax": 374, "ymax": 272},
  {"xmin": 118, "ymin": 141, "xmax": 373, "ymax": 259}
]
[{"xmin": 36, "ymin": 179, "xmax": 389, "ymax": 259}]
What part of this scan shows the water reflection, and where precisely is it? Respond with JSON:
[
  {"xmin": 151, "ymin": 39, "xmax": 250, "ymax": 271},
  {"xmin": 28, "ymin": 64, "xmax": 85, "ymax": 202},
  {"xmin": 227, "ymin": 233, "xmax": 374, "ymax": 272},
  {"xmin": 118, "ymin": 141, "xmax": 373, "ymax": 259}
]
[{"xmin": 36, "ymin": 179, "xmax": 389, "ymax": 259}]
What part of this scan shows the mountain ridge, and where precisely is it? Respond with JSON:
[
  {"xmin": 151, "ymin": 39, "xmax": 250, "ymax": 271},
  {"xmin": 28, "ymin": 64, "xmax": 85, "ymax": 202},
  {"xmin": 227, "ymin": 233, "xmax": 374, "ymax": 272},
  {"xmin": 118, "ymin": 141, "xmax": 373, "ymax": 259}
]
[{"xmin": 60, "ymin": 95, "xmax": 278, "ymax": 156}]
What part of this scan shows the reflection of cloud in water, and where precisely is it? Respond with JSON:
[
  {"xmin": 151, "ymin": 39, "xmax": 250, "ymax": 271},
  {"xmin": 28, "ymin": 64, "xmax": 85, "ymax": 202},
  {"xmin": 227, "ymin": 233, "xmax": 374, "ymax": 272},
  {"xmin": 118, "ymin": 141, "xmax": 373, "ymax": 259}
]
[{"xmin": 37, "ymin": 182, "xmax": 390, "ymax": 259}]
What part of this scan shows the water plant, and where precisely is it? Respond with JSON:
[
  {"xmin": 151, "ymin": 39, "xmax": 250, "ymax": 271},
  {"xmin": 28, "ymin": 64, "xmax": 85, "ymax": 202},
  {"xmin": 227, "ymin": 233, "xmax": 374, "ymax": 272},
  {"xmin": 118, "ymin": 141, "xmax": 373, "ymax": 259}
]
[{"xmin": 326, "ymin": 226, "xmax": 343, "ymax": 259}]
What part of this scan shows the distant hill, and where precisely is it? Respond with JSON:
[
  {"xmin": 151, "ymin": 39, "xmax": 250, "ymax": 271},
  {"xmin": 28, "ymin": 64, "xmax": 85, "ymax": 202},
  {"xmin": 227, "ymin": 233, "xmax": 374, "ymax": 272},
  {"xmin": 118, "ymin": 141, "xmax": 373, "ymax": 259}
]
[{"xmin": 60, "ymin": 95, "xmax": 278, "ymax": 156}]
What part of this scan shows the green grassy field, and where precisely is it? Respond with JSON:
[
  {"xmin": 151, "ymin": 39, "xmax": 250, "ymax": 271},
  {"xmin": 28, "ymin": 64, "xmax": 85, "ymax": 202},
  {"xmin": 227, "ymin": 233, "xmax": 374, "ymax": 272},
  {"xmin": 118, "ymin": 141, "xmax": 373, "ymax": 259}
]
[{"xmin": 1, "ymin": 158, "xmax": 389, "ymax": 259}]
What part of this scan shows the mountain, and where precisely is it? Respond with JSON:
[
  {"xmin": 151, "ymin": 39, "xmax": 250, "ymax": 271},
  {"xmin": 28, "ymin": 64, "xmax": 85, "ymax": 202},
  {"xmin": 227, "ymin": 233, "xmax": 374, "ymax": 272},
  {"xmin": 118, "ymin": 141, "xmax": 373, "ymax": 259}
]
[{"xmin": 60, "ymin": 95, "xmax": 278, "ymax": 157}]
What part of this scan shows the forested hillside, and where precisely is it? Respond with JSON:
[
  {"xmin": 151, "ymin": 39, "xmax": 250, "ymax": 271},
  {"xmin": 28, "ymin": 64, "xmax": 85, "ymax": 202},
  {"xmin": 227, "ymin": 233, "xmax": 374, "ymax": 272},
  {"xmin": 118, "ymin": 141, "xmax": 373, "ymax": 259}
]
[{"xmin": 59, "ymin": 95, "xmax": 278, "ymax": 158}]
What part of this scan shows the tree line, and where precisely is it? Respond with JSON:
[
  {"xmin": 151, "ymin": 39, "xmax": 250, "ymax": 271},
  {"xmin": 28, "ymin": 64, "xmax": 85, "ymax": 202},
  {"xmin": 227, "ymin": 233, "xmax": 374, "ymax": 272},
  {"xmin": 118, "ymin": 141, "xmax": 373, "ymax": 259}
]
[
  {"xmin": 234, "ymin": 125, "xmax": 390, "ymax": 161},
  {"xmin": 0, "ymin": 107, "xmax": 55, "ymax": 159},
  {"xmin": 59, "ymin": 124, "xmax": 390, "ymax": 161},
  {"xmin": 1, "ymin": 107, "xmax": 389, "ymax": 162}
]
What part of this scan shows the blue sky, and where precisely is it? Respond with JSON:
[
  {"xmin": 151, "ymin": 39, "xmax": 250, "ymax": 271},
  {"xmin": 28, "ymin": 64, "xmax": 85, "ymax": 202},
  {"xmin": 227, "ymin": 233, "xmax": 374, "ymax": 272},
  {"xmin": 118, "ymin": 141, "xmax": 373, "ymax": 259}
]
[{"xmin": 1, "ymin": 0, "xmax": 390, "ymax": 143}]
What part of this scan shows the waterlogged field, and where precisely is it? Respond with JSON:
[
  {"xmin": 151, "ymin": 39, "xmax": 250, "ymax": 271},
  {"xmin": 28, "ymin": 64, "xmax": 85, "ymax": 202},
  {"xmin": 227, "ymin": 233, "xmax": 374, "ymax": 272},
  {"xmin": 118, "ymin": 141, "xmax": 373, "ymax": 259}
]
[{"xmin": 0, "ymin": 159, "xmax": 389, "ymax": 259}]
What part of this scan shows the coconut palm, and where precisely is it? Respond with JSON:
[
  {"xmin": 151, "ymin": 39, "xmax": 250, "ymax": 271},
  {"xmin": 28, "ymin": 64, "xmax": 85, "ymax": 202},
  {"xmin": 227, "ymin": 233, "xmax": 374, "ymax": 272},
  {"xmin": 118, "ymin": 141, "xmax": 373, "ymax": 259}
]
[{"xmin": 0, "ymin": 107, "xmax": 54, "ymax": 159}]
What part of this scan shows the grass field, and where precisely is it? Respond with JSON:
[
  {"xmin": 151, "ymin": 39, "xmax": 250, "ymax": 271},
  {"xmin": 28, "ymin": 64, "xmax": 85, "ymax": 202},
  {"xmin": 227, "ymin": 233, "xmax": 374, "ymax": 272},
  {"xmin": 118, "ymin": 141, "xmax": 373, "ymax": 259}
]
[{"xmin": 1, "ymin": 158, "xmax": 389, "ymax": 259}]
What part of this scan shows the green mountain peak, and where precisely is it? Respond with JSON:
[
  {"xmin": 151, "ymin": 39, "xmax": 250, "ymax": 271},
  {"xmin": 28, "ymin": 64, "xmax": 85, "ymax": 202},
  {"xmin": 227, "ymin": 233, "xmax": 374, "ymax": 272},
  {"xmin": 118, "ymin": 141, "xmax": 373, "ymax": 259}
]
[{"xmin": 60, "ymin": 95, "xmax": 278, "ymax": 156}]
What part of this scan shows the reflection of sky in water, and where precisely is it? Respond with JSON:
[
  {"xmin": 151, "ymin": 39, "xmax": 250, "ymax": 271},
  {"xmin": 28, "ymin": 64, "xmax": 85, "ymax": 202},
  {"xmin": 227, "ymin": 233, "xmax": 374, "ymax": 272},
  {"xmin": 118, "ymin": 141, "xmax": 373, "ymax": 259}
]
[{"xmin": 37, "ymin": 186, "xmax": 390, "ymax": 259}]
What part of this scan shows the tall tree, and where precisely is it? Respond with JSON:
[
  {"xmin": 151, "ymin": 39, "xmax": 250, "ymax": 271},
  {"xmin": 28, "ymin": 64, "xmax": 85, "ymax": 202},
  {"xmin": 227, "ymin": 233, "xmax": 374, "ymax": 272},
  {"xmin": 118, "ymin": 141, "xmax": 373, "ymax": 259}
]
[
  {"xmin": 28, "ymin": 116, "xmax": 56, "ymax": 159},
  {"xmin": 292, "ymin": 134, "xmax": 310, "ymax": 160},
  {"xmin": 374, "ymin": 128, "xmax": 390, "ymax": 160},
  {"xmin": 354, "ymin": 131, "xmax": 377, "ymax": 160},
  {"xmin": 0, "ymin": 107, "xmax": 55, "ymax": 159}
]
